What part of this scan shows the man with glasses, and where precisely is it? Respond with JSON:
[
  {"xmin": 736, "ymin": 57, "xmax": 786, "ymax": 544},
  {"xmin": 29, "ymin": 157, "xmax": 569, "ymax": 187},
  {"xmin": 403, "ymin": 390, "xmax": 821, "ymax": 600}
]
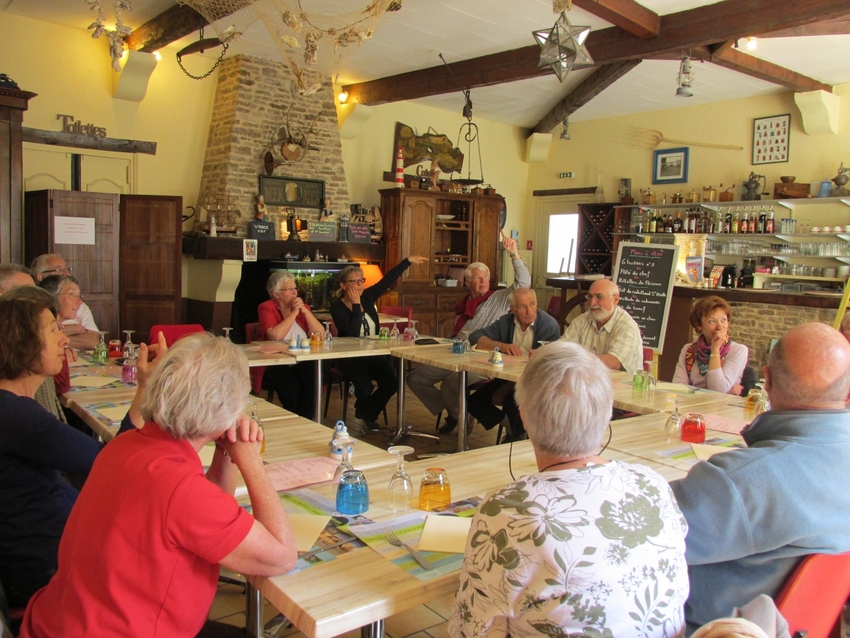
[
  {"xmin": 407, "ymin": 235, "xmax": 530, "ymax": 435},
  {"xmin": 560, "ymin": 278, "xmax": 643, "ymax": 375},
  {"xmin": 31, "ymin": 253, "xmax": 98, "ymax": 333}
]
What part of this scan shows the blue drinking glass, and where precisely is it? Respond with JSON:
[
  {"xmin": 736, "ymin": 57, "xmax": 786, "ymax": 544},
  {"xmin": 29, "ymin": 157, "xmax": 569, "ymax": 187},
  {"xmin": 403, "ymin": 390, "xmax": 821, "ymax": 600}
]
[{"xmin": 336, "ymin": 469, "xmax": 370, "ymax": 515}]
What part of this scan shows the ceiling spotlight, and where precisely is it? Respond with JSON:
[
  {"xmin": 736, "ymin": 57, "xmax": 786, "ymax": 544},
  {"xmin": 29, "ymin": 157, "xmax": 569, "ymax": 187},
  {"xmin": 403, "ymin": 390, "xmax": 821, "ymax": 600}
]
[
  {"xmin": 676, "ymin": 53, "xmax": 694, "ymax": 98},
  {"xmin": 532, "ymin": 11, "xmax": 593, "ymax": 82},
  {"xmin": 560, "ymin": 117, "xmax": 571, "ymax": 141},
  {"xmin": 746, "ymin": 37, "xmax": 757, "ymax": 51}
]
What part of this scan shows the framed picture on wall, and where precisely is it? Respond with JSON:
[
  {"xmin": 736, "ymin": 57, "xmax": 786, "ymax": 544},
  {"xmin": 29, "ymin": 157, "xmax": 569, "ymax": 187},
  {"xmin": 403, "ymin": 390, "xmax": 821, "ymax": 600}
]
[
  {"xmin": 652, "ymin": 147, "xmax": 689, "ymax": 184},
  {"xmin": 752, "ymin": 114, "xmax": 790, "ymax": 165}
]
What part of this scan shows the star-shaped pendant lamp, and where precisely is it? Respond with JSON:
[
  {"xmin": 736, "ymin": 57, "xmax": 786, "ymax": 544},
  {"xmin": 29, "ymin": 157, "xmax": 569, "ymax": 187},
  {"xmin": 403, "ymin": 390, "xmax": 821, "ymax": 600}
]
[{"xmin": 533, "ymin": 11, "xmax": 593, "ymax": 82}]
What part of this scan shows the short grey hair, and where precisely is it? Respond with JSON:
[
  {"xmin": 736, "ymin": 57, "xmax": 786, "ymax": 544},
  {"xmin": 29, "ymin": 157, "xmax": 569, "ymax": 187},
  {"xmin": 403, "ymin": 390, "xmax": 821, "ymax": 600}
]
[
  {"xmin": 267, "ymin": 270, "xmax": 296, "ymax": 297},
  {"xmin": 38, "ymin": 274, "xmax": 79, "ymax": 296},
  {"xmin": 515, "ymin": 341, "xmax": 613, "ymax": 457},
  {"xmin": 0, "ymin": 264, "xmax": 33, "ymax": 291},
  {"xmin": 508, "ymin": 287, "xmax": 536, "ymax": 309},
  {"xmin": 464, "ymin": 262, "xmax": 489, "ymax": 281},
  {"xmin": 30, "ymin": 253, "xmax": 63, "ymax": 274},
  {"xmin": 139, "ymin": 333, "xmax": 250, "ymax": 439}
]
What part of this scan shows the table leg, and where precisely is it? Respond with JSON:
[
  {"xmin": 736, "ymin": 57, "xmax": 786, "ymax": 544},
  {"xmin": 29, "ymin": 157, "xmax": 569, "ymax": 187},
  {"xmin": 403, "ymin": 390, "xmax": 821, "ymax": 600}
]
[
  {"xmin": 313, "ymin": 359, "xmax": 323, "ymax": 424},
  {"xmin": 361, "ymin": 619, "xmax": 385, "ymax": 638},
  {"xmin": 246, "ymin": 582, "xmax": 263, "ymax": 638},
  {"xmin": 392, "ymin": 356, "xmax": 406, "ymax": 444},
  {"xmin": 457, "ymin": 370, "xmax": 468, "ymax": 453}
]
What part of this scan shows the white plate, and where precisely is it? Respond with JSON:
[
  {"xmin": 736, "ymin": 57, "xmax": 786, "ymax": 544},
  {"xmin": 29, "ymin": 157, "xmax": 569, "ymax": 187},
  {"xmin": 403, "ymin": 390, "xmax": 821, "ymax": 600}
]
[{"xmin": 436, "ymin": 215, "xmax": 455, "ymax": 220}]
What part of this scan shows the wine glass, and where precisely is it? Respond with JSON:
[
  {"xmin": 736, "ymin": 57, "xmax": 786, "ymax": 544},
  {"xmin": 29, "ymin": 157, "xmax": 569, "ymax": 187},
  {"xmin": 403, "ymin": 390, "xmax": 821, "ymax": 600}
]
[
  {"xmin": 389, "ymin": 318, "xmax": 401, "ymax": 341},
  {"xmin": 387, "ymin": 445, "xmax": 414, "ymax": 512},
  {"xmin": 122, "ymin": 329, "xmax": 135, "ymax": 359},
  {"xmin": 322, "ymin": 321, "xmax": 334, "ymax": 343},
  {"xmin": 247, "ymin": 397, "xmax": 266, "ymax": 455},
  {"xmin": 92, "ymin": 331, "xmax": 108, "ymax": 363},
  {"xmin": 333, "ymin": 438, "xmax": 357, "ymax": 482},
  {"xmin": 122, "ymin": 344, "xmax": 138, "ymax": 383},
  {"xmin": 403, "ymin": 319, "xmax": 419, "ymax": 341},
  {"xmin": 222, "ymin": 327, "xmax": 233, "ymax": 340},
  {"xmin": 664, "ymin": 397, "xmax": 682, "ymax": 443}
]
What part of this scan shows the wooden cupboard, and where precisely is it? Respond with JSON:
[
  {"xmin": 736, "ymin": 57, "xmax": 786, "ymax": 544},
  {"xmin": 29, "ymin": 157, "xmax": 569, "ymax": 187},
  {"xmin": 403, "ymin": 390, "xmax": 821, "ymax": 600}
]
[{"xmin": 380, "ymin": 188, "xmax": 505, "ymax": 337}]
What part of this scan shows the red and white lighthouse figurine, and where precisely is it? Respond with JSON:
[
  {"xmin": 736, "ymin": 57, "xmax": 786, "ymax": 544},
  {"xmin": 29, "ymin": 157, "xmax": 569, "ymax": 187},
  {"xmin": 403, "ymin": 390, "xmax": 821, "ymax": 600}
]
[{"xmin": 394, "ymin": 145, "xmax": 405, "ymax": 188}]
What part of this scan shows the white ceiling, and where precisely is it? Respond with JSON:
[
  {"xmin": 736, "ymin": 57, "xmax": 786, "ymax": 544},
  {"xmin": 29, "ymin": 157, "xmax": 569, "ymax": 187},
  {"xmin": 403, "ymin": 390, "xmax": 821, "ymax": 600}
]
[{"xmin": 3, "ymin": 0, "xmax": 850, "ymax": 129}]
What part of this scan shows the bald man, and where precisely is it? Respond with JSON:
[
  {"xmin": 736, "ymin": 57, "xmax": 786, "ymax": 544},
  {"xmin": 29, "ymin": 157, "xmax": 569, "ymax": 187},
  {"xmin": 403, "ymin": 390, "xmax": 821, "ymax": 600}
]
[
  {"xmin": 0, "ymin": 264, "xmax": 35, "ymax": 294},
  {"xmin": 671, "ymin": 322, "xmax": 850, "ymax": 631},
  {"xmin": 559, "ymin": 278, "xmax": 643, "ymax": 375}
]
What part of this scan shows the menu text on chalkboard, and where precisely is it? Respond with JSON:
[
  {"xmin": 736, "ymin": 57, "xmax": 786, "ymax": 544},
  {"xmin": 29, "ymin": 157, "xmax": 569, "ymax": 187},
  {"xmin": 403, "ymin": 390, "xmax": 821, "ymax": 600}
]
[
  {"xmin": 308, "ymin": 221, "xmax": 336, "ymax": 242},
  {"xmin": 349, "ymin": 223, "xmax": 372, "ymax": 244},
  {"xmin": 613, "ymin": 242, "xmax": 679, "ymax": 352}
]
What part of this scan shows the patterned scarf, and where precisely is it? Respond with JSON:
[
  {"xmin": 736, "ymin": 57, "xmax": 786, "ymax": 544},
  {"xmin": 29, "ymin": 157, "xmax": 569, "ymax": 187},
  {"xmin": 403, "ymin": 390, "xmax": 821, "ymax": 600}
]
[{"xmin": 686, "ymin": 334, "xmax": 732, "ymax": 377}]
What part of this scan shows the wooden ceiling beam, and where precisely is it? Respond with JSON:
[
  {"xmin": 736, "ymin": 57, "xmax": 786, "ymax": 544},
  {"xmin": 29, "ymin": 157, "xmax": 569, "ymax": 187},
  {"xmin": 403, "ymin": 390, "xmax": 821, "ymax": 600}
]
[
  {"xmin": 125, "ymin": 4, "xmax": 207, "ymax": 53},
  {"xmin": 344, "ymin": 0, "xmax": 848, "ymax": 104},
  {"xmin": 710, "ymin": 48, "xmax": 832, "ymax": 93},
  {"xmin": 709, "ymin": 40, "xmax": 735, "ymax": 56},
  {"xmin": 533, "ymin": 60, "xmax": 641, "ymax": 133},
  {"xmin": 572, "ymin": 0, "xmax": 660, "ymax": 37},
  {"xmin": 758, "ymin": 16, "xmax": 850, "ymax": 38}
]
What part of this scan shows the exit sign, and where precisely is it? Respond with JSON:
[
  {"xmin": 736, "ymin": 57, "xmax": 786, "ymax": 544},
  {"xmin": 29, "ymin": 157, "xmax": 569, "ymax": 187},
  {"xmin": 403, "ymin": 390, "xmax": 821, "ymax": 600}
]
[{"xmin": 559, "ymin": 172, "xmax": 575, "ymax": 178}]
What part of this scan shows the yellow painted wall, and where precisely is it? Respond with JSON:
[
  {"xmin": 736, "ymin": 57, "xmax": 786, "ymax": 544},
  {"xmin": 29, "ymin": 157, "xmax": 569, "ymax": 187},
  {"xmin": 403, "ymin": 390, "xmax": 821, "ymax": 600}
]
[
  {"xmin": 337, "ymin": 100, "xmax": 531, "ymax": 241},
  {"xmin": 0, "ymin": 12, "xmax": 217, "ymax": 210},
  {"xmin": 528, "ymin": 84, "xmax": 850, "ymax": 213}
]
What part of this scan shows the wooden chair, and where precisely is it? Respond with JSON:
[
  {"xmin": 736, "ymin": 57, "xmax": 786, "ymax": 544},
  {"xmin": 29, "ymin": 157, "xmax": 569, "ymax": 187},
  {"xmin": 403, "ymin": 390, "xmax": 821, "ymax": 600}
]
[
  {"xmin": 147, "ymin": 324, "xmax": 205, "ymax": 347},
  {"xmin": 774, "ymin": 552, "xmax": 850, "ymax": 638}
]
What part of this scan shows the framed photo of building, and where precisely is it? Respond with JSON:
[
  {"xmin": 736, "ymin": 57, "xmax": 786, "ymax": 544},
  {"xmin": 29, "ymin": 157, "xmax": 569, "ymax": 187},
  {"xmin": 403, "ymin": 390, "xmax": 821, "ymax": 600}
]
[
  {"xmin": 752, "ymin": 114, "xmax": 790, "ymax": 165},
  {"xmin": 652, "ymin": 147, "xmax": 689, "ymax": 184}
]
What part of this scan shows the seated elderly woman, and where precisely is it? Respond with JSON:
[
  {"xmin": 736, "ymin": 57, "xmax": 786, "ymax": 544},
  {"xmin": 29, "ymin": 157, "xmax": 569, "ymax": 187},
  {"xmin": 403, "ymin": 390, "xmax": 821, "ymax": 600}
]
[
  {"xmin": 330, "ymin": 256, "xmax": 426, "ymax": 429},
  {"xmin": 257, "ymin": 270, "xmax": 325, "ymax": 417},
  {"xmin": 673, "ymin": 296, "xmax": 748, "ymax": 395},
  {"xmin": 448, "ymin": 342, "xmax": 688, "ymax": 637},
  {"xmin": 21, "ymin": 334, "xmax": 297, "ymax": 637},
  {"xmin": 37, "ymin": 275, "xmax": 99, "ymax": 351},
  {"xmin": 0, "ymin": 287, "xmax": 140, "ymax": 609}
]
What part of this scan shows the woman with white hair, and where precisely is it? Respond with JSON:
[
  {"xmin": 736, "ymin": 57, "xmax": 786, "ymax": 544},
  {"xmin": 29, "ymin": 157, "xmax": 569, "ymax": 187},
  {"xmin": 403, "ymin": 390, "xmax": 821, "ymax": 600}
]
[
  {"xmin": 22, "ymin": 334, "xmax": 296, "ymax": 638},
  {"xmin": 257, "ymin": 270, "xmax": 325, "ymax": 417},
  {"xmin": 37, "ymin": 275, "xmax": 99, "ymax": 351},
  {"xmin": 449, "ymin": 342, "xmax": 689, "ymax": 638}
]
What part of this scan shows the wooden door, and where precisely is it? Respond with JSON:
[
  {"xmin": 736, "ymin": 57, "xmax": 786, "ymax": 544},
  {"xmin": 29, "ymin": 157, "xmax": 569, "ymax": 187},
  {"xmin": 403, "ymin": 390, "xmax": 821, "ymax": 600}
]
[
  {"xmin": 401, "ymin": 194, "xmax": 435, "ymax": 283},
  {"xmin": 119, "ymin": 195, "xmax": 182, "ymax": 337},
  {"xmin": 472, "ymin": 199, "xmax": 500, "ymax": 277},
  {"xmin": 24, "ymin": 189, "xmax": 120, "ymax": 337}
]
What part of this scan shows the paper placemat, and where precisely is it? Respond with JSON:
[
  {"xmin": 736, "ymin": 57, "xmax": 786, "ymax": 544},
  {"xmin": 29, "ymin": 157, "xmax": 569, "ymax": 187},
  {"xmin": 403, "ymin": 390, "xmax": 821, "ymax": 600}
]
[
  {"xmin": 265, "ymin": 456, "xmax": 339, "ymax": 492},
  {"xmin": 690, "ymin": 442, "xmax": 735, "ymax": 461},
  {"xmin": 418, "ymin": 515, "xmax": 472, "ymax": 554},
  {"xmin": 71, "ymin": 375, "xmax": 120, "ymax": 388},
  {"xmin": 95, "ymin": 404, "xmax": 132, "ymax": 422},
  {"xmin": 704, "ymin": 413, "xmax": 749, "ymax": 435}
]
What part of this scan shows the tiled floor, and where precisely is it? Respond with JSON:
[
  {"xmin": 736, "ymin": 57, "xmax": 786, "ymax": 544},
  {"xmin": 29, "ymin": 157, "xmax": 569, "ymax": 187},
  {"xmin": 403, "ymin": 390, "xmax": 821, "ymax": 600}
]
[{"xmin": 209, "ymin": 365, "xmax": 502, "ymax": 635}]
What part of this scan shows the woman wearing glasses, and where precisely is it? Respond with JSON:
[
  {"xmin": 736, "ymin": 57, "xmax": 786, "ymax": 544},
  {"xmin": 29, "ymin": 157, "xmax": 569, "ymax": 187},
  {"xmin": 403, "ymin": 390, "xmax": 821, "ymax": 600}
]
[
  {"xmin": 672, "ymin": 295, "xmax": 748, "ymax": 395},
  {"xmin": 330, "ymin": 256, "xmax": 427, "ymax": 429},
  {"xmin": 257, "ymin": 270, "xmax": 325, "ymax": 418},
  {"xmin": 38, "ymin": 275, "xmax": 99, "ymax": 351}
]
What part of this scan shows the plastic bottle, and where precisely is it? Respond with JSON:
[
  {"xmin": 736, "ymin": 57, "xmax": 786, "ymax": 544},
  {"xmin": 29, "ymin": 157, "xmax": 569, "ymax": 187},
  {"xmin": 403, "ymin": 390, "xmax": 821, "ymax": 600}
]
[{"xmin": 329, "ymin": 421, "xmax": 353, "ymax": 463}]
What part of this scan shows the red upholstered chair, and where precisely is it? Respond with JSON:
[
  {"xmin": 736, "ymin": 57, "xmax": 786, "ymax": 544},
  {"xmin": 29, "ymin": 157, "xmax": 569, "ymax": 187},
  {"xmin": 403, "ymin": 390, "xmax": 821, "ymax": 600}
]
[
  {"xmin": 244, "ymin": 322, "xmax": 268, "ymax": 398},
  {"xmin": 774, "ymin": 552, "xmax": 850, "ymax": 638},
  {"xmin": 147, "ymin": 324, "xmax": 205, "ymax": 347},
  {"xmin": 379, "ymin": 305, "xmax": 413, "ymax": 331},
  {"xmin": 643, "ymin": 347, "xmax": 655, "ymax": 373},
  {"xmin": 545, "ymin": 294, "xmax": 565, "ymax": 334}
]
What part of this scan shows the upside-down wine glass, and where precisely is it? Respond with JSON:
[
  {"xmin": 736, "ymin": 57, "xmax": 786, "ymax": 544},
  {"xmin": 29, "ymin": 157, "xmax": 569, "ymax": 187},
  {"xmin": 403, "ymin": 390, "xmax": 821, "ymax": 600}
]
[
  {"xmin": 389, "ymin": 318, "xmax": 401, "ymax": 341},
  {"xmin": 222, "ymin": 327, "xmax": 233, "ymax": 340},
  {"xmin": 403, "ymin": 319, "xmax": 419, "ymax": 341},
  {"xmin": 247, "ymin": 397, "xmax": 265, "ymax": 455},
  {"xmin": 122, "ymin": 329, "xmax": 135, "ymax": 359},
  {"xmin": 322, "ymin": 321, "xmax": 334, "ymax": 343},
  {"xmin": 387, "ymin": 445, "xmax": 414, "ymax": 512},
  {"xmin": 664, "ymin": 397, "xmax": 682, "ymax": 443}
]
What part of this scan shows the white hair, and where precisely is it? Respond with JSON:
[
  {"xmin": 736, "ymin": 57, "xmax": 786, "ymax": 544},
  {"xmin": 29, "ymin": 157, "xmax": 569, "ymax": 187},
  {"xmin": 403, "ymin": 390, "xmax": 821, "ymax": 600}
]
[
  {"xmin": 30, "ymin": 253, "xmax": 63, "ymax": 275},
  {"xmin": 515, "ymin": 341, "xmax": 613, "ymax": 457},
  {"xmin": 464, "ymin": 262, "xmax": 489, "ymax": 281},
  {"xmin": 267, "ymin": 270, "xmax": 296, "ymax": 297},
  {"xmin": 139, "ymin": 333, "xmax": 250, "ymax": 439},
  {"xmin": 508, "ymin": 287, "xmax": 536, "ymax": 309}
]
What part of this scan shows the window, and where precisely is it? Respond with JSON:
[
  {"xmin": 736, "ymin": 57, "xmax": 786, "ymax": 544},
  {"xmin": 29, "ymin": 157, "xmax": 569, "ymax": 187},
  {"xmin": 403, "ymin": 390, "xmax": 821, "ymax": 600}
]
[{"xmin": 546, "ymin": 213, "xmax": 578, "ymax": 274}]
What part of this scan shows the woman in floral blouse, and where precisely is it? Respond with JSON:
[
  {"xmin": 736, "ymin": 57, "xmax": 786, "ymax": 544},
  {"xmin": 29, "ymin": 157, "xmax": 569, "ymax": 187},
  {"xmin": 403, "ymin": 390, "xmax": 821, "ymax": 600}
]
[{"xmin": 449, "ymin": 342, "xmax": 689, "ymax": 638}]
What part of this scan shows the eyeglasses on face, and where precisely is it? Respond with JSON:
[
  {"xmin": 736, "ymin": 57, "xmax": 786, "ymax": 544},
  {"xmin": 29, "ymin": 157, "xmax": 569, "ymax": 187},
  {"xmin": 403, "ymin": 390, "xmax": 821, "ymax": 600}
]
[
  {"xmin": 277, "ymin": 287, "xmax": 297, "ymax": 293},
  {"xmin": 587, "ymin": 293, "xmax": 613, "ymax": 301},
  {"xmin": 42, "ymin": 266, "xmax": 72, "ymax": 275},
  {"xmin": 60, "ymin": 291, "xmax": 84, "ymax": 300},
  {"xmin": 345, "ymin": 278, "xmax": 366, "ymax": 285}
]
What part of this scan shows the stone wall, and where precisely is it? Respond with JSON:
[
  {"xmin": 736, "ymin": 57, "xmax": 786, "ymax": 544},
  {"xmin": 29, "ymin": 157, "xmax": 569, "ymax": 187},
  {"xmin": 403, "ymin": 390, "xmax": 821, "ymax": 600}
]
[
  {"xmin": 719, "ymin": 301, "xmax": 836, "ymax": 371},
  {"xmin": 198, "ymin": 54, "xmax": 349, "ymax": 236}
]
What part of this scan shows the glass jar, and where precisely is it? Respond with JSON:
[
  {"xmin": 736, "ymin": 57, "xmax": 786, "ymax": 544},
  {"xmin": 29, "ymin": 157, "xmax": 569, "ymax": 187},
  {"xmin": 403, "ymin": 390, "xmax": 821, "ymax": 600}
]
[
  {"xmin": 681, "ymin": 413, "xmax": 706, "ymax": 444},
  {"xmin": 419, "ymin": 468, "xmax": 451, "ymax": 511}
]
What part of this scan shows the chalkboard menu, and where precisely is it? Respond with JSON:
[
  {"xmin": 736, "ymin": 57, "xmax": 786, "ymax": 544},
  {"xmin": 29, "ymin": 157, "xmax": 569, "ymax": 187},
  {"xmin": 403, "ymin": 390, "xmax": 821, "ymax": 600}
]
[
  {"xmin": 613, "ymin": 242, "xmax": 679, "ymax": 352},
  {"xmin": 349, "ymin": 223, "xmax": 372, "ymax": 244},
  {"xmin": 308, "ymin": 220, "xmax": 336, "ymax": 242}
]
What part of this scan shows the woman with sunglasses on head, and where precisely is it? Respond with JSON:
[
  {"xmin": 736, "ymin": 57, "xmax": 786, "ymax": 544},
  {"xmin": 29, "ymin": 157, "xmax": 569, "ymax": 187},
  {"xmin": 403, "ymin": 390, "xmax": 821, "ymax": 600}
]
[{"xmin": 330, "ymin": 256, "xmax": 427, "ymax": 429}]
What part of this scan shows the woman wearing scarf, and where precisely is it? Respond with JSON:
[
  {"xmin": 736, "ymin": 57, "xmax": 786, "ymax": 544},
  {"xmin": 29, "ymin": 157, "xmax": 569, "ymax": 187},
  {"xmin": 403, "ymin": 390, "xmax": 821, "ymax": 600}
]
[{"xmin": 673, "ymin": 296, "xmax": 748, "ymax": 395}]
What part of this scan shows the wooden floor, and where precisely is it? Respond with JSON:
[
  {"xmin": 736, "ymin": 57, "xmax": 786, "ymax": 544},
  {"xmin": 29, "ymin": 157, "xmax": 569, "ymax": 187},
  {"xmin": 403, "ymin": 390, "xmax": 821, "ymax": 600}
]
[{"xmin": 208, "ymin": 366, "xmax": 502, "ymax": 635}]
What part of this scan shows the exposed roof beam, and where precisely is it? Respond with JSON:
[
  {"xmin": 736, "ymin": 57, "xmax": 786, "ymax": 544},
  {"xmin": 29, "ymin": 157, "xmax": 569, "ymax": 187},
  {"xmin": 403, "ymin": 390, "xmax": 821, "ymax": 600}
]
[
  {"xmin": 709, "ymin": 40, "xmax": 735, "ymax": 56},
  {"xmin": 533, "ymin": 60, "xmax": 642, "ymax": 133},
  {"xmin": 758, "ymin": 16, "xmax": 850, "ymax": 38},
  {"xmin": 572, "ymin": 0, "xmax": 660, "ymax": 37},
  {"xmin": 126, "ymin": 4, "xmax": 207, "ymax": 53},
  {"xmin": 344, "ymin": 0, "xmax": 849, "ymax": 104},
  {"xmin": 710, "ymin": 48, "xmax": 832, "ymax": 93}
]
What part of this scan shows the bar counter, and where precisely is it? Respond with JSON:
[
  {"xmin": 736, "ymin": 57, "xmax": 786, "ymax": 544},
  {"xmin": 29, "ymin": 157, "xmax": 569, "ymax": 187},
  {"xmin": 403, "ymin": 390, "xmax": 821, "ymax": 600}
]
[{"xmin": 546, "ymin": 277, "xmax": 842, "ymax": 379}]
